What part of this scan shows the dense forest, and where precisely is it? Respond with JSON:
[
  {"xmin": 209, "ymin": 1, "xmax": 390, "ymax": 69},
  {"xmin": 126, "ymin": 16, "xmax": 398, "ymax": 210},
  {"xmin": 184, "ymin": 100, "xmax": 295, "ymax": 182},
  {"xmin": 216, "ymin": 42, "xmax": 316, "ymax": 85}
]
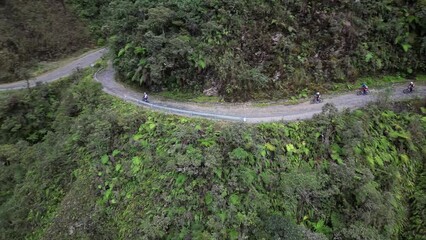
[
  {"xmin": 0, "ymin": 0, "xmax": 91, "ymax": 83},
  {"xmin": 3, "ymin": 0, "xmax": 425, "ymax": 100},
  {"xmin": 70, "ymin": 0, "xmax": 426, "ymax": 101},
  {"xmin": 0, "ymin": 70, "xmax": 425, "ymax": 239},
  {"xmin": 1, "ymin": 1, "xmax": 426, "ymax": 239}
]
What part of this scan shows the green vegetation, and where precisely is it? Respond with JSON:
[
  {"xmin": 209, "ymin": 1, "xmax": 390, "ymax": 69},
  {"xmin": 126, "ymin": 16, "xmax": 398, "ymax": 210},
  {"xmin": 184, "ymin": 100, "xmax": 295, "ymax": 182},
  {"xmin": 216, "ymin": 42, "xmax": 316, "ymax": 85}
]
[
  {"xmin": 416, "ymin": 74, "xmax": 426, "ymax": 82},
  {"xmin": 1, "ymin": 71, "xmax": 425, "ymax": 239},
  {"xmin": 0, "ymin": 0, "xmax": 92, "ymax": 83},
  {"xmin": 3, "ymin": 0, "xmax": 425, "ymax": 100},
  {"xmin": 95, "ymin": 0, "xmax": 425, "ymax": 101},
  {"xmin": 1, "ymin": 1, "xmax": 426, "ymax": 239},
  {"xmin": 66, "ymin": 0, "xmax": 110, "ymax": 42},
  {"xmin": 154, "ymin": 90, "xmax": 221, "ymax": 103}
]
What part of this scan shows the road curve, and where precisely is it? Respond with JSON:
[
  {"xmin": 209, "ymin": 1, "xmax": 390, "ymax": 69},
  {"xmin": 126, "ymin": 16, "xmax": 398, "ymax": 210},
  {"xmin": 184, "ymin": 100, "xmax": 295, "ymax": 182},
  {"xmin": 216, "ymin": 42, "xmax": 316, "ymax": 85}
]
[
  {"xmin": 0, "ymin": 48, "xmax": 107, "ymax": 91},
  {"xmin": 95, "ymin": 65, "xmax": 426, "ymax": 123},
  {"xmin": 1, "ymin": 48, "xmax": 425, "ymax": 123}
]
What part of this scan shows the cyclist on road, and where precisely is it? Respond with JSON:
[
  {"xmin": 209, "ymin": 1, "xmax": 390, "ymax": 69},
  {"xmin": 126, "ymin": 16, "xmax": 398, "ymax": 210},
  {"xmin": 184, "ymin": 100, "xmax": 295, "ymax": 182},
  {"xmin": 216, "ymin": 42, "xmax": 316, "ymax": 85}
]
[
  {"xmin": 143, "ymin": 92, "xmax": 149, "ymax": 102},
  {"xmin": 408, "ymin": 82, "xmax": 415, "ymax": 92},
  {"xmin": 315, "ymin": 92, "xmax": 321, "ymax": 102},
  {"xmin": 361, "ymin": 83, "xmax": 369, "ymax": 95}
]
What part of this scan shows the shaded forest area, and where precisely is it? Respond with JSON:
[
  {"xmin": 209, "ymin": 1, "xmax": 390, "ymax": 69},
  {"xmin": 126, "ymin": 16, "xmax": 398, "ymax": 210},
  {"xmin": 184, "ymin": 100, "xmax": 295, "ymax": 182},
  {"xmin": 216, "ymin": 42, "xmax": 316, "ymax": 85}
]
[{"xmin": 0, "ymin": 0, "xmax": 91, "ymax": 83}]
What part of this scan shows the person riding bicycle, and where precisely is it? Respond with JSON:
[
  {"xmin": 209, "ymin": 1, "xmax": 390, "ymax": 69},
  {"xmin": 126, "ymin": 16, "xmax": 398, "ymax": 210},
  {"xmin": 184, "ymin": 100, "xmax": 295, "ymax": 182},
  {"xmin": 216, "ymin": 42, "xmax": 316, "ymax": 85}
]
[
  {"xmin": 361, "ymin": 83, "xmax": 368, "ymax": 95},
  {"xmin": 143, "ymin": 92, "xmax": 149, "ymax": 102},
  {"xmin": 315, "ymin": 92, "xmax": 321, "ymax": 102},
  {"xmin": 408, "ymin": 81, "xmax": 415, "ymax": 92}
]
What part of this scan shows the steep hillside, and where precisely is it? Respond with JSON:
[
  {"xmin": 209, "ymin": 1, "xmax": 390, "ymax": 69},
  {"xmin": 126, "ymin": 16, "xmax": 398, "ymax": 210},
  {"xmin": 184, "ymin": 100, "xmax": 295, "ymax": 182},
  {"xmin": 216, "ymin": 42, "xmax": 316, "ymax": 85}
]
[
  {"xmin": 0, "ymin": 0, "xmax": 91, "ymax": 83},
  {"xmin": 0, "ymin": 71, "xmax": 425, "ymax": 239},
  {"xmin": 101, "ymin": 0, "xmax": 426, "ymax": 101}
]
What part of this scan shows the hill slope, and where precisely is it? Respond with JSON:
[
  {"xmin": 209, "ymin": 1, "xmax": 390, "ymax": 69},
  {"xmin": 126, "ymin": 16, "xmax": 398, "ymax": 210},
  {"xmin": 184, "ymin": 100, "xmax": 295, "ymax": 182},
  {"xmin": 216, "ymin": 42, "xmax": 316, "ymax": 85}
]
[
  {"xmin": 102, "ymin": 0, "xmax": 425, "ymax": 101},
  {"xmin": 0, "ymin": 0, "xmax": 91, "ymax": 83},
  {"xmin": 0, "ymin": 71, "xmax": 425, "ymax": 239}
]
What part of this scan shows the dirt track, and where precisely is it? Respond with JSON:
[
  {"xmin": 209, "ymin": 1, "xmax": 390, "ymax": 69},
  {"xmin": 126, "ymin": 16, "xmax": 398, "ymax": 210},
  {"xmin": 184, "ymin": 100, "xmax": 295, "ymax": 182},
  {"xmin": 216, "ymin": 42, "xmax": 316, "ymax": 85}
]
[
  {"xmin": 1, "ymin": 49, "xmax": 425, "ymax": 122},
  {"xmin": 0, "ymin": 49, "xmax": 107, "ymax": 91}
]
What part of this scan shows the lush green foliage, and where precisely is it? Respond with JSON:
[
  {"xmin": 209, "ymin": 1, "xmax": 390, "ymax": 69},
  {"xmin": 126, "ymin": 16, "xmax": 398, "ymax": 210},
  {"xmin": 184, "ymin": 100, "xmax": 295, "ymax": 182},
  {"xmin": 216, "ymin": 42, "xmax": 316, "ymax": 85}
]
[
  {"xmin": 97, "ymin": 0, "xmax": 426, "ymax": 101},
  {"xmin": 4, "ymin": 0, "xmax": 425, "ymax": 98},
  {"xmin": 66, "ymin": 0, "xmax": 110, "ymax": 43},
  {"xmin": 0, "ymin": 0, "xmax": 91, "ymax": 83},
  {"xmin": 405, "ymin": 170, "xmax": 426, "ymax": 239},
  {"xmin": 1, "ymin": 71, "xmax": 426, "ymax": 239}
]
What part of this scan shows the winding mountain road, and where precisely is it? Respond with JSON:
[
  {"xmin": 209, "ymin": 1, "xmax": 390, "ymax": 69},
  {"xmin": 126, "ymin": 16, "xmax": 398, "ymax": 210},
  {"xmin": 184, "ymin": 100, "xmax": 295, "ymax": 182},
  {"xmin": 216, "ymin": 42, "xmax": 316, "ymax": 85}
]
[
  {"xmin": 0, "ymin": 49, "xmax": 107, "ymax": 91},
  {"xmin": 1, "ymin": 49, "xmax": 425, "ymax": 122}
]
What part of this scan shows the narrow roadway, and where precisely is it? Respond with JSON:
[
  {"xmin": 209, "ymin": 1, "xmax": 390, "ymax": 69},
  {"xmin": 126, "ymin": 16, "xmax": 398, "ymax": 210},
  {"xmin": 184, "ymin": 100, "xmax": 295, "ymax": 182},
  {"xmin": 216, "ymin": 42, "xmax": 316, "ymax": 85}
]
[
  {"xmin": 0, "ymin": 49, "xmax": 107, "ymax": 91},
  {"xmin": 95, "ymin": 65, "xmax": 426, "ymax": 122},
  {"xmin": 1, "ymin": 49, "xmax": 425, "ymax": 122}
]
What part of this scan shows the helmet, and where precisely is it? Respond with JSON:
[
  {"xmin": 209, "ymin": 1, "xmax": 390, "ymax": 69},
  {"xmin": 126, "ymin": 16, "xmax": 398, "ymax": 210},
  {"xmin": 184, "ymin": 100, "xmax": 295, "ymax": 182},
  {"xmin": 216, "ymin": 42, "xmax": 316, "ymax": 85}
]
[
  {"xmin": 410, "ymin": 82, "xmax": 413, "ymax": 84},
  {"xmin": 316, "ymin": 92, "xmax": 320, "ymax": 95}
]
